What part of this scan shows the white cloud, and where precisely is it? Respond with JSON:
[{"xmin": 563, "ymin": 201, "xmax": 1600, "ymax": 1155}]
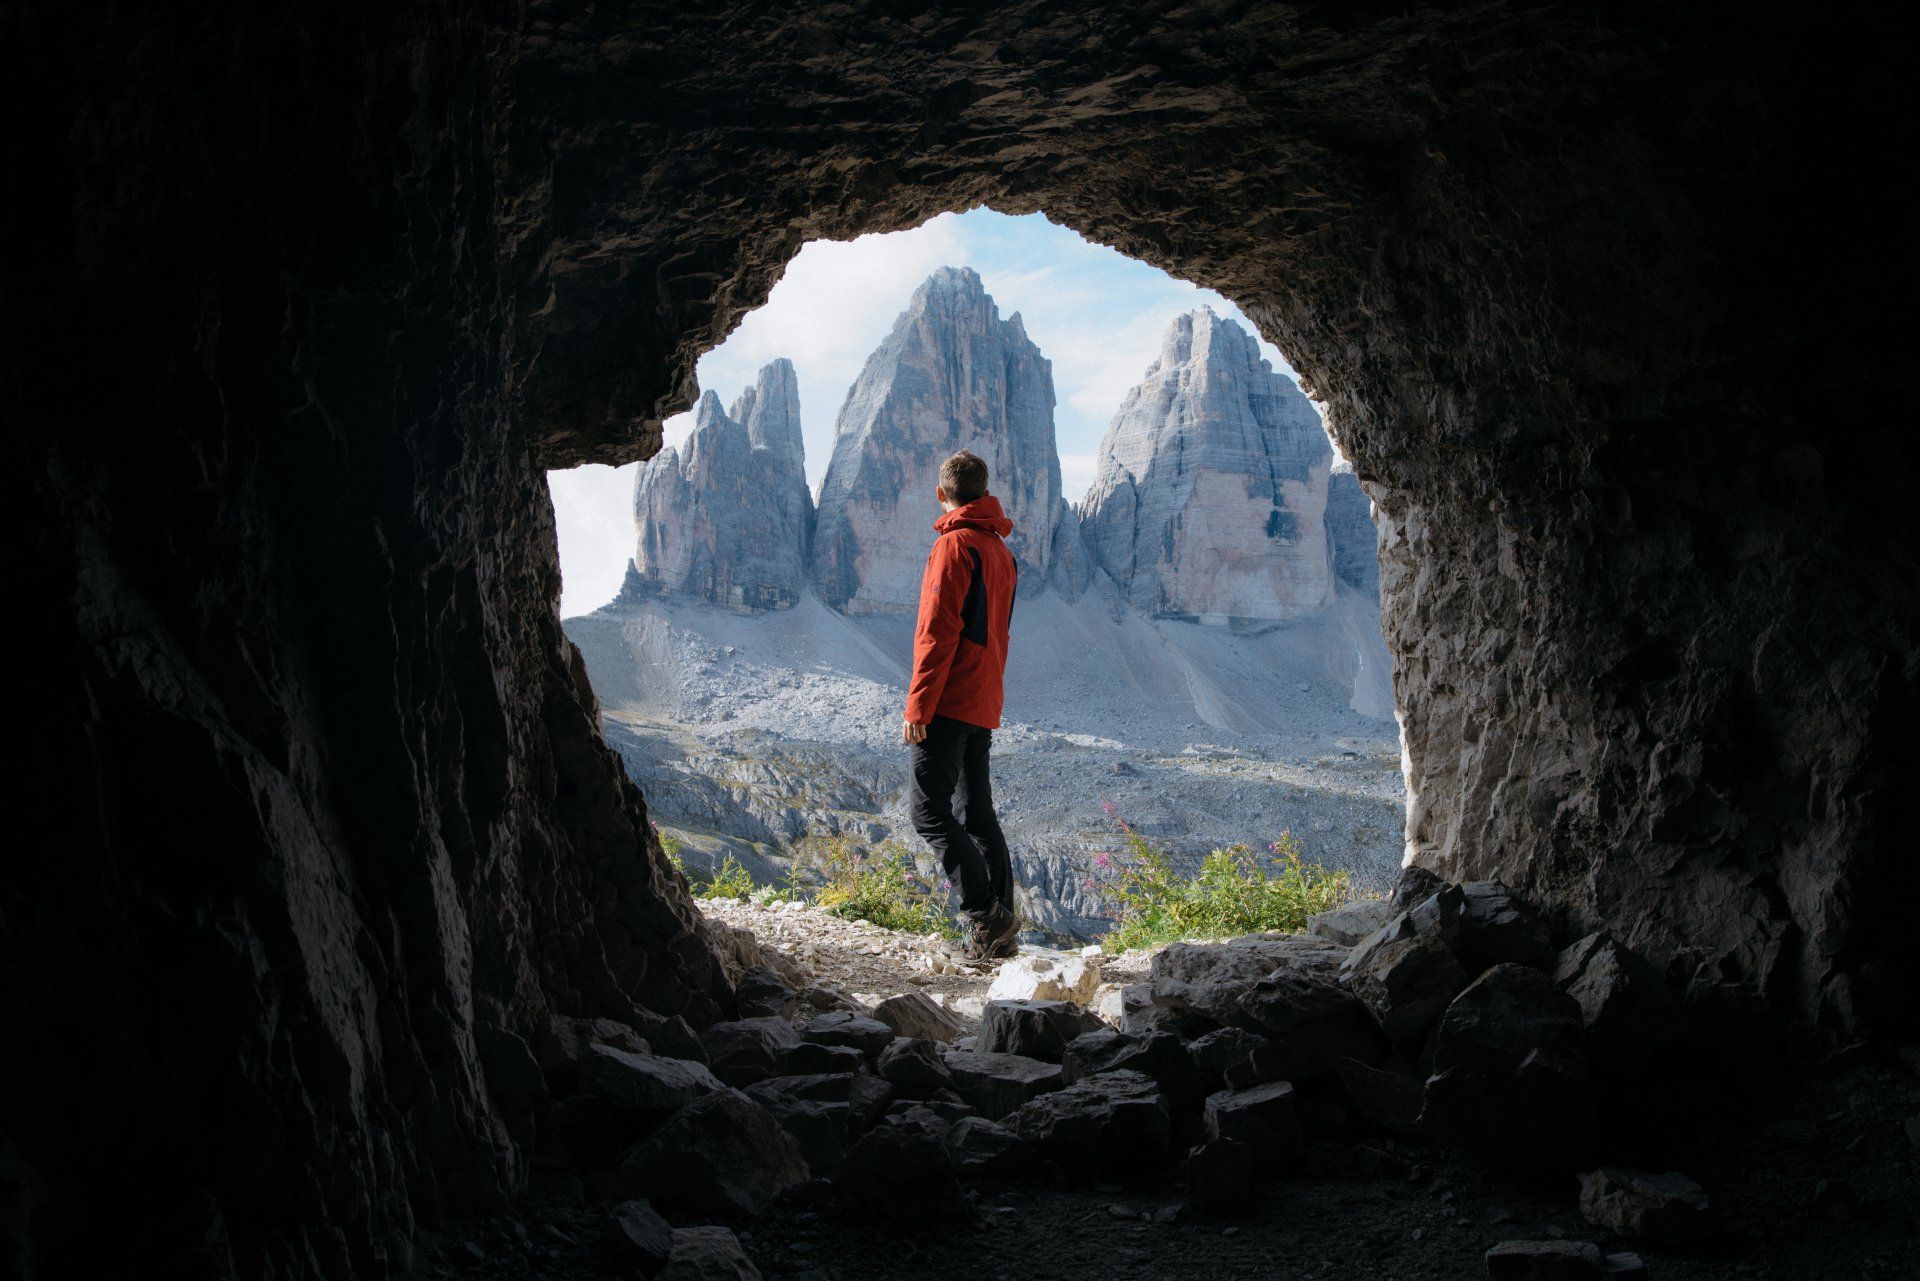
[{"xmin": 547, "ymin": 463, "xmax": 639, "ymax": 618}]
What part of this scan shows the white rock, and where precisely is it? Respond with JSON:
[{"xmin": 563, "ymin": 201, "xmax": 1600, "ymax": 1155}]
[{"xmin": 987, "ymin": 951, "xmax": 1102, "ymax": 1004}]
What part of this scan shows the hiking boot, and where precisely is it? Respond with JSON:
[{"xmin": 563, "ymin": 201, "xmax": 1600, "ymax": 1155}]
[
  {"xmin": 984, "ymin": 903, "xmax": 1021, "ymax": 959},
  {"xmin": 945, "ymin": 904, "xmax": 1017, "ymax": 965}
]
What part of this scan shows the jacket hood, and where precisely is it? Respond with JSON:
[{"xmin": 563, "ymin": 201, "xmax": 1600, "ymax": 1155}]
[{"xmin": 934, "ymin": 494, "xmax": 1014, "ymax": 537}]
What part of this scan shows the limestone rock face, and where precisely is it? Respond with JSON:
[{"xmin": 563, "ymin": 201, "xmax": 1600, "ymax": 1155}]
[
  {"xmin": 627, "ymin": 360, "xmax": 813, "ymax": 611},
  {"xmin": 1324, "ymin": 466, "xmax": 1380, "ymax": 596},
  {"xmin": 811, "ymin": 267, "xmax": 1079, "ymax": 613},
  {"xmin": 1080, "ymin": 310, "xmax": 1334, "ymax": 623}
]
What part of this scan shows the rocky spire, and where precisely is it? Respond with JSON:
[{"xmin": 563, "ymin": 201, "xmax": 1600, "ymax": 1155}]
[
  {"xmin": 1079, "ymin": 308, "xmax": 1334, "ymax": 622},
  {"xmin": 810, "ymin": 266, "xmax": 1084, "ymax": 614},
  {"xmin": 624, "ymin": 362, "xmax": 814, "ymax": 611},
  {"xmin": 729, "ymin": 356, "xmax": 805, "ymax": 474}
]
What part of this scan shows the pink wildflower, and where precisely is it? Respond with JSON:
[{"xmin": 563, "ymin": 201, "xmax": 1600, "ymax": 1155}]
[
  {"xmin": 1082, "ymin": 877, "xmax": 1097, "ymax": 891},
  {"xmin": 1093, "ymin": 851, "xmax": 1114, "ymax": 869},
  {"xmin": 1100, "ymin": 798, "xmax": 1116, "ymax": 817}
]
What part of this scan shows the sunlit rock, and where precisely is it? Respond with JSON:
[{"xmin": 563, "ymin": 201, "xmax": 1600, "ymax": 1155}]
[{"xmin": 1080, "ymin": 309, "xmax": 1334, "ymax": 622}]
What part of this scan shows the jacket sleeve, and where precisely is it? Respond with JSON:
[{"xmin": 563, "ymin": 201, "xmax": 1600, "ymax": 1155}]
[{"xmin": 905, "ymin": 535, "xmax": 967, "ymax": 724}]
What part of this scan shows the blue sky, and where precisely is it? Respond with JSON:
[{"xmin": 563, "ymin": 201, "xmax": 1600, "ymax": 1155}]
[{"xmin": 548, "ymin": 208, "xmax": 1313, "ymax": 616}]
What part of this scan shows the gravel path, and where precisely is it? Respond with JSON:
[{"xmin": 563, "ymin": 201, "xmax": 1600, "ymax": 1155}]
[{"xmin": 696, "ymin": 896, "xmax": 1154, "ymax": 1030}]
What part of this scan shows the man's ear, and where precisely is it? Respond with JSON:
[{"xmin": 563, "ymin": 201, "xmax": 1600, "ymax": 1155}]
[{"xmin": 935, "ymin": 485, "xmax": 947, "ymax": 504}]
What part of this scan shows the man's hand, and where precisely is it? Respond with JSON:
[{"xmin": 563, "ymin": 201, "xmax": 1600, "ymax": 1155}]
[{"xmin": 903, "ymin": 718, "xmax": 928, "ymax": 745}]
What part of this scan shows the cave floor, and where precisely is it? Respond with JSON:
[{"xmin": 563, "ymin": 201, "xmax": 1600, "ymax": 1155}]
[{"xmin": 429, "ymin": 1047, "xmax": 1920, "ymax": 1281}]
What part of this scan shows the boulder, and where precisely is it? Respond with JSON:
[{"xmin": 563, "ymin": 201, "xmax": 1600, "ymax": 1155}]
[
  {"xmin": 1061, "ymin": 1029, "xmax": 1206, "ymax": 1116},
  {"xmin": 1553, "ymin": 933, "xmax": 1687, "ymax": 1074},
  {"xmin": 834, "ymin": 1112, "xmax": 964, "ymax": 1226},
  {"xmin": 1186, "ymin": 1027, "xmax": 1270, "ymax": 1088},
  {"xmin": 1387, "ymin": 866, "xmax": 1447, "ymax": 913},
  {"xmin": 752, "ymin": 1095, "xmax": 853, "ymax": 1176},
  {"xmin": 986, "ymin": 952, "xmax": 1102, "ymax": 1004},
  {"xmin": 877, "ymin": 1037, "xmax": 954, "ymax": 1090},
  {"xmin": 801, "ymin": 1011, "xmax": 897, "ymax": 1059},
  {"xmin": 946, "ymin": 1115, "xmax": 1036, "ymax": 1180},
  {"xmin": 744, "ymin": 1073, "xmax": 858, "ymax": 1105},
  {"xmin": 1306, "ymin": 899, "xmax": 1393, "ymax": 947},
  {"xmin": 581, "ymin": 1045, "xmax": 726, "ymax": 1116},
  {"xmin": 699, "ymin": 1018, "xmax": 802, "ymax": 1086},
  {"xmin": 977, "ymin": 999, "xmax": 1106, "ymax": 1062},
  {"xmin": 1342, "ymin": 924, "xmax": 1469, "ymax": 1041},
  {"xmin": 1453, "ymin": 882, "xmax": 1555, "ymax": 968},
  {"xmin": 775, "ymin": 1041, "xmax": 865, "ymax": 1077},
  {"xmin": 619, "ymin": 1091, "xmax": 809, "ymax": 1219},
  {"xmin": 1237, "ymin": 952, "xmax": 1384, "ymax": 1079},
  {"xmin": 1336, "ymin": 1058, "xmax": 1425, "ymax": 1133},
  {"xmin": 1150, "ymin": 935, "xmax": 1348, "ymax": 1028},
  {"xmin": 869, "ymin": 993, "xmax": 966, "ymax": 1044},
  {"xmin": 658, "ymin": 1226, "xmax": 764, "ymax": 1281},
  {"xmin": 598, "ymin": 1199, "xmax": 673, "ymax": 1274},
  {"xmin": 1119, "ymin": 983, "xmax": 1183, "ymax": 1035},
  {"xmin": 1202, "ymin": 1082, "xmax": 1302, "ymax": 1169},
  {"xmin": 883, "ymin": 1095, "xmax": 974, "ymax": 1125},
  {"xmin": 1185, "ymin": 1138, "xmax": 1253, "ymax": 1215},
  {"xmin": 538, "ymin": 1016, "xmax": 651, "ymax": 1093},
  {"xmin": 734, "ymin": 966, "xmax": 799, "ymax": 1020},
  {"xmin": 643, "ymin": 1015, "xmax": 711, "ymax": 1066},
  {"xmin": 941, "ymin": 1050, "xmax": 1064, "ymax": 1120},
  {"xmin": 1577, "ymin": 1167, "xmax": 1714, "ymax": 1243},
  {"xmin": 1008, "ymin": 1069, "xmax": 1171, "ymax": 1174},
  {"xmin": 1421, "ymin": 964, "xmax": 1594, "ymax": 1170},
  {"xmin": 848, "ymin": 1071, "xmax": 895, "ymax": 1131}
]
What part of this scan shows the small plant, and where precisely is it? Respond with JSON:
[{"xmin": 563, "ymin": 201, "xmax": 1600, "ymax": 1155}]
[
  {"xmin": 696, "ymin": 852, "xmax": 758, "ymax": 900},
  {"xmin": 809, "ymin": 839, "xmax": 957, "ymax": 938},
  {"xmin": 1086, "ymin": 805, "xmax": 1356, "ymax": 953},
  {"xmin": 656, "ymin": 825, "xmax": 687, "ymax": 876}
]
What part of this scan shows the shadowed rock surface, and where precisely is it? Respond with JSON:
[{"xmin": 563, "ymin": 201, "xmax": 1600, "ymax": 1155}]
[{"xmin": 7, "ymin": 0, "xmax": 1912, "ymax": 1275}]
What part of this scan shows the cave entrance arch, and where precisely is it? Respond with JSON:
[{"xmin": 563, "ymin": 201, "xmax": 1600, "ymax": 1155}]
[{"xmin": 16, "ymin": 4, "xmax": 1911, "ymax": 1275}]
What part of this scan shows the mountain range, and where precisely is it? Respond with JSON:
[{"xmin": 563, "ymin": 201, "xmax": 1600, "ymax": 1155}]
[{"xmin": 570, "ymin": 266, "xmax": 1402, "ymax": 939}]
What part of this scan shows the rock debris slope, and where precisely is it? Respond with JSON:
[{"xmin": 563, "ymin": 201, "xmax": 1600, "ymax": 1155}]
[
  {"xmin": 1081, "ymin": 308, "xmax": 1334, "ymax": 623},
  {"xmin": 625, "ymin": 359, "xmax": 814, "ymax": 611}
]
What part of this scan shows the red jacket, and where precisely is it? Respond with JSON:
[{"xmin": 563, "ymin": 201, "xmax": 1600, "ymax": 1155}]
[{"xmin": 905, "ymin": 495, "xmax": 1018, "ymax": 729}]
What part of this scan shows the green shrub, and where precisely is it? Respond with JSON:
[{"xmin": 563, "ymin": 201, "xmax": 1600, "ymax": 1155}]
[
  {"xmin": 695, "ymin": 852, "xmax": 758, "ymax": 900},
  {"xmin": 1088, "ymin": 813, "xmax": 1357, "ymax": 953},
  {"xmin": 809, "ymin": 839, "xmax": 957, "ymax": 938}
]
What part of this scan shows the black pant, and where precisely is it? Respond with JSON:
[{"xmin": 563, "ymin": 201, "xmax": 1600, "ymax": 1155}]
[{"xmin": 907, "ymin": 715, "xmax": 1012, "ymax": 920}]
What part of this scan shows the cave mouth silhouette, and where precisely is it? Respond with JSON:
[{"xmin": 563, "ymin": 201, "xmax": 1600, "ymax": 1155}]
[{"xmin": 9, "ymin": 2, "xmax": 1913, "ymax": 1276}]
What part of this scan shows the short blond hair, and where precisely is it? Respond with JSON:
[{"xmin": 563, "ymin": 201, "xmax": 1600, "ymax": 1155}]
[{"xmin": 940, "ymin": 451, "xmax": 988, "ymax": 504}]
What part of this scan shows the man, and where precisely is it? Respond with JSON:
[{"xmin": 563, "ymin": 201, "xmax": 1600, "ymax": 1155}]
[{"xmin": 904, "ymin": 450, "xmax": 1021, "ymax": 961}]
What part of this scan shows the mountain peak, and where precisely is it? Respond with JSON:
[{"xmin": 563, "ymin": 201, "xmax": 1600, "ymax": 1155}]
[
  {"xmin": 812, "ymin": 268, "xmax": 1078, "ymax": 613},
  {"xmin": 1081, "ymin": 309, "xmax": 1332, "ymax": 623}
]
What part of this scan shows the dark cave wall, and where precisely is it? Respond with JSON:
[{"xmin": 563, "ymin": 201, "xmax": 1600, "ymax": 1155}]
[
  {"xmin": 510, "ymin": 1, "xmax": 1917, "ymax": 1025},
  {"xmin": 5, "ymin": 0, "xmax": 1914, "ymax": 1276},
  {"xmin": 6, "ymin": 2, "xmax": 729, "ymax": 1275}
]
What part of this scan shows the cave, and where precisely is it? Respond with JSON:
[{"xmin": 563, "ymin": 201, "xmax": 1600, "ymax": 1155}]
[{"xmin": 7, "ymin": 1, "xmax": 1915, "ymax": 1277}]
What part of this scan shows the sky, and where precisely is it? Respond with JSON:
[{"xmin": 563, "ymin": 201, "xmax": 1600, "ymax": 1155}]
[{"xmin": 547, "ymin": 208, "xmax": 1309, "ymax": 618}]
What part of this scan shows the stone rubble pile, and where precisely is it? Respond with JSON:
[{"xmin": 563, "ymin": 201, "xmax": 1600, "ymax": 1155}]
[{"xmin": 530, "ymin": 866, "xmax": 1715, "ymax": 1277}]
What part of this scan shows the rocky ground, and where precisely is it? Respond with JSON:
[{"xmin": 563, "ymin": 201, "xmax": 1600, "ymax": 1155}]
[
  {"xmin": 569, "ymin": 589, "xmax": 1407, "ymax": 943},
  {"xmin": 691, "ymin": 898, "xmax": 1155, "ymax": 1027},
  {"xmin": 422, "ymin": 881, "xmax": 1920, "ymax": 1281}
]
